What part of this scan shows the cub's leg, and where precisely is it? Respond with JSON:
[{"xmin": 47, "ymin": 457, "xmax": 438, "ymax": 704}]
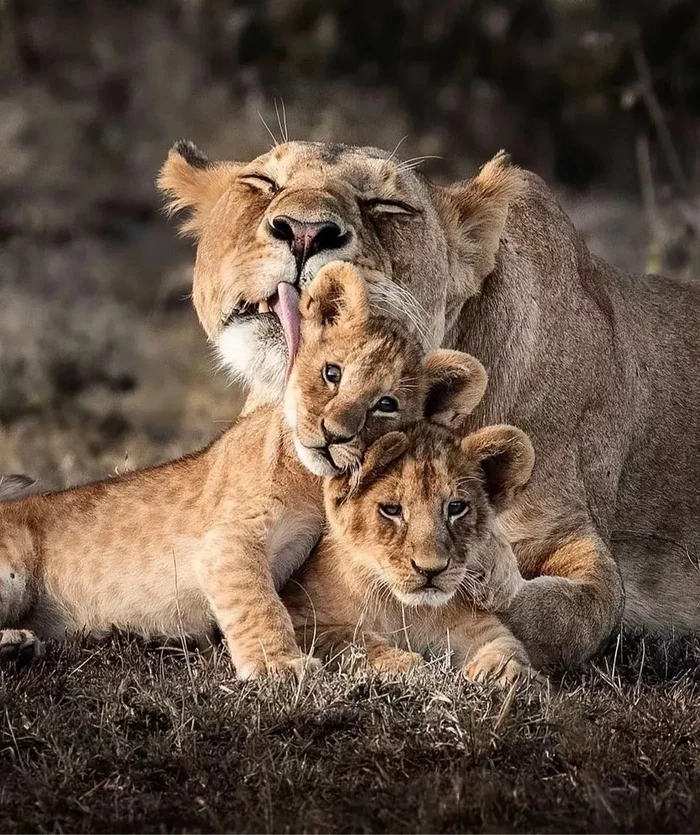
[
  {"xmin": 293, "ymin": 615, "xmax": 422, "ymax": 674},
  {"xmin": 501, "ymin": 528, "xmax": 623, "ymax": 671},
  {"xmin": 0, "ymin": 629, "xmax": 45, "ymax": 664},
  {"xmin": 200, "ymin": 527, "xmax": 317, "ymax": 679},
  {"xmin": 363, "ymin": 633, "xmax": 423, "ymax": 674},
  {"xmin": 297, "ymin": 624, "xmax": 423, "ymax": 673},
  {"xmin": 285, "ymin": 555, "xmax": 422, "ymax": 675},
  {"xmin": 456, "ymin": 613, "xmax": 534, "ymax": 688},
  {"xmin": 0, "ymin": 557, "xmax": 42, "ymax": 664}
]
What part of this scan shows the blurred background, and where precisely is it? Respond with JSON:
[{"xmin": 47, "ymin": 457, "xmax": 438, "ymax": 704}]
[{"xmin": 0, "ymin": 0, "xmax": 698, "ymax": 488}]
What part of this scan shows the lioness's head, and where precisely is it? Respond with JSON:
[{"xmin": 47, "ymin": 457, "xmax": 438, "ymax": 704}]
[
  {"xmin": 158, "ymin": 140, "xmax": 524, "ymax": 399},
  {"xmin": 326, "ymin": 424, "xmax": 534, "ymax": 608},
  {"xmin": 284, "ymin": 261, "xmax": 487, "ymax": 477}
]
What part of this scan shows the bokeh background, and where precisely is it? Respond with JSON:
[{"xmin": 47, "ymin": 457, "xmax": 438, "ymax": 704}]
[{"xmin": 1, "ymin": 0, "xmax": 698, "ymax": 489}]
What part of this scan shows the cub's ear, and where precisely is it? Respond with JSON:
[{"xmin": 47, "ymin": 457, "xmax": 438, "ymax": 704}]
[
  {"xmin": 461, "ymin": 425, "xmax": 534, "ymax": 512},
  {"xmin": 0, "ymin": 474, "xmax": 36, "ymax": 502},
  {"xmin": 421, "ymin": 350, "xmax": 487, "ymax": 430},
  {"xmin": 435, "ymin": 150, "xmax": 525, "ymax": 290},
  {"xmin": 327, "ymin": 432, "xmax": 408, "ymax": 505},
  {"xmin": 301, "ymin": 262, "xmax": 369, "ymax": 328},
  {"xmin": 157, "ymin": 140, "xmax": 240, "ymax": 238}
]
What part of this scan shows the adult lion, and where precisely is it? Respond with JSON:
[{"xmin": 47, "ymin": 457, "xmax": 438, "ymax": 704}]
[{"xmin": 159, "ymin": 139, "xmax": 700, "ymax": 669}]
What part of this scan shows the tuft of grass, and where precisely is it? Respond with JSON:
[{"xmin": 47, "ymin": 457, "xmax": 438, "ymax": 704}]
[{"xmin": 2, "ymin": 632, "xmax": 700, "ymax": 833}]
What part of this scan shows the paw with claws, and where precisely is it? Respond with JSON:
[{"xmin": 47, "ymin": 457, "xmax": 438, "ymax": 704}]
[
  {"xmin": 463, "ymin": 641, "xmax": 539, "ymax": 688},
  {"xmin": 238, "ymin": 651, "xmax": 321, "ymax": 680},
  {"xmin": 370, "ymin": 645, "xmax": 423, "ymax": 675},
  {"xmin": 0, "ymin": 629, "xmax": 45, "ymax": 665}
]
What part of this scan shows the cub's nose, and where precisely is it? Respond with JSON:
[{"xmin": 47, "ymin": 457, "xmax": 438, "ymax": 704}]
[
  {"xmin": 320, "ymin": 418, "xmax": 355, "ymax": 446},
  {"xmin": 411, "ymin": 558, "xmax": 450, "ymax": 583},
  {"xmin": 269, "ymin": 216, "xmax": 347, "ymax": 264}
]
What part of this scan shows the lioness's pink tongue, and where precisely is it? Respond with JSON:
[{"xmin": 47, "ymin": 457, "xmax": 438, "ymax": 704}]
[{"xmin": 271, "ymin": 282, "xmax": 301, "ymax": 381}]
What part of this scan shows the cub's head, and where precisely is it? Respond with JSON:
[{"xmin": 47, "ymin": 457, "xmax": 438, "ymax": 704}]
[
  {"xmin": 284, "ymin": 262, "xmax": 487, "ymax": 477},
  {"xmin": 158, "ymin": 140, "xmax": 524, "ymax": 399},
  {"xmin": 326, "ymin": 423, "xmax": 534, "ymax": 608}
]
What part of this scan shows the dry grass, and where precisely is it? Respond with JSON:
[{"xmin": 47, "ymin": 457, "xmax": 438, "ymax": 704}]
[{"xmin": 2, "ymin": 632, "xmax": 700, "ymax": 833}]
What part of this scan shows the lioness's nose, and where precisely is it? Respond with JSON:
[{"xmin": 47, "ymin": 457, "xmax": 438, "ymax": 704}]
[
  {"xmin": 411, "ymin": 558, "xmax": 449, "ymax": 582},
  {"xmin": 269, "ymin": 215, "xmax": 347, "ymax": 263}
]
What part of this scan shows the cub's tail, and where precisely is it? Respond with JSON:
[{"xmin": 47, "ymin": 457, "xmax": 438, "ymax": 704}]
[{"xmin": 0, "ymin": 475, "xmax": 36, "ymax": 501}]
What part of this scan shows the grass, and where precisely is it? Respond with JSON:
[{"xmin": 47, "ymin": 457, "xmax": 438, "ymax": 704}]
[{"xmin": 2, "ymin": 632, "xmax": 700, "ymax": 833}]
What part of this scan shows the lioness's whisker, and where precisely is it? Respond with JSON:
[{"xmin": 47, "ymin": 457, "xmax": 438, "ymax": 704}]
[
  {"xmin": 387, "ymin": 135, "xmax": 409, "ymax": 164},
  {"xmin": 395, "ymin": 154, "xmax": 444, "ymax": 172},
  {"xmin": 369, "ymin": 280, "xmax": 432, "ymax": 348},
  {"xmin": 257, "ymin": 110, "xmax": 279, "ymax": 148},
  {"xmin": 274, "ymin": 98, "xmax": 289, "ymax": 144}
]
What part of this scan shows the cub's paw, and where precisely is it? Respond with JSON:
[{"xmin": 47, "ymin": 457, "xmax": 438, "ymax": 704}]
[
  {"xmin": 0, "ymin": 629, "xmax": 45, "ymax": 665},
  {"xmin": 370, "ymin": 646, "xmax": 423, "ymax": 676},
  {"xmin": 463, "ymin": 644, "xmax": 536, "ymax": 689},
  {"xmin": 238, "ymin": 652, "xmax": 321, "ymax": 681}
]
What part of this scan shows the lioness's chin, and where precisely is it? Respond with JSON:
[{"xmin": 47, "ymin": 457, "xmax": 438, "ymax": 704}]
[
  {"xmin": 216, "ymin": 318, "xmax": 287, "ymax": 400},
  {"xmin": 393, "ymin": 587, "xmax": 457, "ymax": 609},
  {"xmin": 293, "ymin": 438, "xmax": 341, "ymax": 478}
]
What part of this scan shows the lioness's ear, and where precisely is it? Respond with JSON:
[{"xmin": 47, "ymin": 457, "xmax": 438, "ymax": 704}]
[
  {"xmin": 461, "ymin": 425, "xmax": 534, "ymax": 511},
  {"xmin": 301, "ymin": 262, "xmax": 369, "ymax": 328},
  {"xmin": 0, "ymin": 474, "xmax": 36, "ymax": 501},
  {"xmin": 437, "ymin": 150, "xmax": 525, "ymax": 288},
  {"xmin": 157, "ymin": 140, "xmax": 240, "ymax": 238},
  {"xmin": 421, "ymin": 350, "xmax": 487, "ymax": 430}
]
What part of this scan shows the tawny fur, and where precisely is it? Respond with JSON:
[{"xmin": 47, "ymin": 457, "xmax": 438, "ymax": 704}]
[
  {"xmin": 0, "ymin": 403, "xmax": 319, "ymax": 678},
  {"xmin": 0, "ymin": 263, "xmax": 485, "ymax": 677},
  {"xmin": 283, "ymin": 423, "xmax": 536, "ymax": 686},
  {"xmin": 160, "ymin": 138, "xmax": 700, "ymax": 669}
]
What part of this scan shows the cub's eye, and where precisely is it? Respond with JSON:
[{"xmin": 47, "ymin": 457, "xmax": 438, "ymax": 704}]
[
  {"xmin": 372, "ymin": 395, "xmax": 399, "ymax": 414},
  {"xmin": 446, "ymin": 499, "xmax": 470, "ymax": 521},
  {"xmin": 240, "ymin": 174, "xmax": 279, "ymax": 195},
  {"xmin": 323, "ymin": 363, "xmax": 342, "ymax": 385},
  {"xmin": 379, "ymin": 503, "xmax": 402, "ymax": 520}
]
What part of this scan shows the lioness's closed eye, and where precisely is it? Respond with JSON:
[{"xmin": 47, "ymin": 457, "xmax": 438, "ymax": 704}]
[{"xmin": 284, "ymin": 421, "xmax": 538, "ymax": 686}]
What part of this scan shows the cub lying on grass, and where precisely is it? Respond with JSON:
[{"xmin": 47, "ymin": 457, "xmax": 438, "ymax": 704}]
[
  {"xmin": 285, "ymin": 421, "xmax": 536, "ymax": 685},
  {"xmin": 0, "ymin": 263, "xmax": 486, "ymax": 678}
]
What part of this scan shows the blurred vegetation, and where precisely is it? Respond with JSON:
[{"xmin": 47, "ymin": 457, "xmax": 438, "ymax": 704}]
[
  {"xmin": 0, "ymin": 0, "xmax": 698, "ymax": 482},
  {"xmin": 2, "ymin": 0, "xmax": 698, "ymax": 190}
]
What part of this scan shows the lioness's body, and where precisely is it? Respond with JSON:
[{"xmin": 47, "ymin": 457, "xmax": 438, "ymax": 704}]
[
  {"xmin": 459, "ymin": 173, "xmax": 700, "ymax": 659},
  {"xmin": 159, "ymin": 139, "xmax": 700, "ymax": 667},
  {"xmin": 0, "ymin": 404, "xmax": 322, "ymax": 675}
]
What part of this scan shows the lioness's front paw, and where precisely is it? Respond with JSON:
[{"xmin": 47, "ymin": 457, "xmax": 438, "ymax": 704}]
[
  {"xmin": 238, "ymin": 651, "xmax": 321, "ymax": 680},
  {"xmin": 370, "ymin": 646, "xmax": 423, "ymax": 675},
  {"xmin": 463, "ymin": 644, "xmax": 533, "ymax": 688},
  {"xmin": 0, "ymin": 629, "xmax": 45, "ymax": 665}
]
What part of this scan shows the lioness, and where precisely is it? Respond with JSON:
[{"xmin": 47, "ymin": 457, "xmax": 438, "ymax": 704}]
[
  {"xmin": 0, "ymin": 263, "xmax": 486, "ymax": 675},
  {"xmin": 160, "ymin": 138, "xmax": 700, "ymax": 669},
  {"xmin": 284, "ymin": 422, "xmax": 535, "ymax": 686}
]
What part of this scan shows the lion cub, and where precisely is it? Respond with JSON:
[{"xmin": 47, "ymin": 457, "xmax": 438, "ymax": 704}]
[
  {"xmin": 0, "ymin": 263, "xmax": 486, "ymax": 677},
  {"xmin": 284, "ymin": 422, "xmax": 536, "ymax": 685}
]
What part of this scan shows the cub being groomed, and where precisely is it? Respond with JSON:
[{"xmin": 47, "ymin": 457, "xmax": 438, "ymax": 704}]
[
  {"xmin": 284, "ymin": 422, "xmax": 536, "ymax": 685},
  {"xmin": 0, "ymin": 263, "xmax": 487, "ymax": 677}
]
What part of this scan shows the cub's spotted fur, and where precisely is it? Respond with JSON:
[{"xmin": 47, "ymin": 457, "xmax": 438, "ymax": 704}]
[{"xmin": 285, "ymin": 423, "xmax": 536, "ymax": 685}]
